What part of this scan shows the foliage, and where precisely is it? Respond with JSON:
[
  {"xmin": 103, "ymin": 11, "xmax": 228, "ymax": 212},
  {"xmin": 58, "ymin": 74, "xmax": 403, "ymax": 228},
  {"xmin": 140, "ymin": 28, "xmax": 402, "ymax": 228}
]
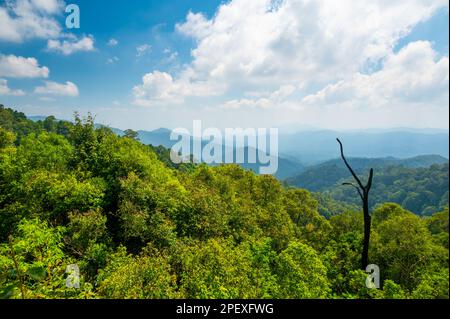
[{"xmin": 0, "ymin": 105, "xmax": 448, "ymax": 299}]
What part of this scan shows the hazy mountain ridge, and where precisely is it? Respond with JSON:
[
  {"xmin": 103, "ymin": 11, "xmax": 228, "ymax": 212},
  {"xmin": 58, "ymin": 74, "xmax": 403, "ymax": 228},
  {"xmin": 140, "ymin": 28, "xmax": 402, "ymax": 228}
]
[
  {"xmin": 286, "ymin": 155, "xmax": 449, "ymax": 191},
  {"xmin": 25, "ymin": 113, "xmax": 449, "ymax": 180},
  {"xmin": 285, "ymin": 157, "xmax": 449, "ymax": 216},
  {"xmin": 279, "ymin": 130, "xmax": 449, "ymax": 164}
]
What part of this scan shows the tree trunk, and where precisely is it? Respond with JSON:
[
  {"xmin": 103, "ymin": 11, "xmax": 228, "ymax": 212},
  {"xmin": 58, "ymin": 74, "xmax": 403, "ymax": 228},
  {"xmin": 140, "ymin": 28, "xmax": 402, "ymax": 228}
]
[{"xmin": 362, "ymin": 193, "xmax": 371, "ymax": 270}]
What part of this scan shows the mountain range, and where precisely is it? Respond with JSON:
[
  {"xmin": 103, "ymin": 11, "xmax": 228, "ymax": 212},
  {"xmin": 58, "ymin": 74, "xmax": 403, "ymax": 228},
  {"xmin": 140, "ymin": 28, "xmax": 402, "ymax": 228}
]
[
  {"xmin": 27, "ymin": 115, "xmax": 449, "ymax": 180},
  {"xmin": 285, "ymin": 154, "xmax": 449, "ymax": 191}
]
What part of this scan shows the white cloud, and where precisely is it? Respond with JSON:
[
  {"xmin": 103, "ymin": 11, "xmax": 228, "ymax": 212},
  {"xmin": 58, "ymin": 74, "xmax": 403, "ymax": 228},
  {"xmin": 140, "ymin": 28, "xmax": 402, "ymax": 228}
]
[
  {"xmin": 34, "ymin": 81, "xmax": 79, "ymax": 96},
  {"xmin": 132, "ymin": 70, "xmax": 225, "ymax": 106},
  {"xmin": 30, "ymin": 0, "xmax": 63, "ymax": 14},
  {"xmin": 220, "ymin": 98, "xmax": 272, "ymax": 110},
  {"xmin": 221, "ymin": 85, "xmax": 297, "ymax": 109},
  {"xmin": 136, "ymin": 44, "xmax": 151, "ymax": 57},
  {"xmin": 0, "ymin": 78, "xmax": 25, "ymax": 96},
  {"xmin": 176, "ymin": 11, "xmax": 213, "ymax": 39},
  {"xmin": 47, "ymin": 35, "xmax": 95, "ymax": 55},
  {"xmin": 179, "ymin": 0, "xmax": 447, "ymax": 87},
  {"xmin": 108, "ymin": 38, "xmax": 118, "ymax": 46},
  {"xmin": 132, "ymin": 0, "xmax": 448, "ymax": 107},
  {"xmin": 301, "ymin": 41, "xmax": 449, "ymax": 108},
  {"xmin": 270, "ymin": 85, "xmax": 296, "ymax": 101},
  {"xmin": 0, "ymin": 54, "xmax": 49, "ymax": 78},
  {"xmin": 133, "ymin": 71, "xmax": 182, "ymax": 106},
  {"xmin": 221, "ymin": 41, "xmax": 449, "ymax": 119},
  {"xmin": 0, "ymin": 0, "xmax": 63, "ymax": 42}
]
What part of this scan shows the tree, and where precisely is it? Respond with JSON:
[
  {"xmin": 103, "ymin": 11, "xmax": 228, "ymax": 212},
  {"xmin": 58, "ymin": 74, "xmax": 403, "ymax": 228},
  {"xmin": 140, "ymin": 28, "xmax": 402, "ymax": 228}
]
[
  {"xmin": 274, "ymin": 241, "xmax": 330, "ymax": 298},
  {"xmin": 124, "ymin": 129, "xmax": 139, "ymax": 141},
  {"xmin": 96, "ymin": 245, "xmax": 179, "ymax": 299},
  {"xmin": 371, "ymin": 204, "xmax": 445, "ymax": 291},
  {"xmin": 0, "ymin": 127, "xmax": 15, "ymax": 149},
  {"xmin": 0, "ymin": 218, "xmax": 94, "ymax": 299},
  {"xmin": 42, "ymin": 116, "xmax": 57, "ymax": 133},
  {"xmin": 337, "ymin": 138, "xmax": 374, "ymax": 270}
]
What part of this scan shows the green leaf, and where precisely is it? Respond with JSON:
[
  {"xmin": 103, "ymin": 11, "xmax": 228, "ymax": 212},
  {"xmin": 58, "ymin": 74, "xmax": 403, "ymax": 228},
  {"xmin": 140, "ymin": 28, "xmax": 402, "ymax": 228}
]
[
  {"xmin": 27, "ymin": 266, "xmax": 47, "ymax": 281},
  {"xmin": 0, "ymin": 284, "xmax": 16, "ymax": 299}
]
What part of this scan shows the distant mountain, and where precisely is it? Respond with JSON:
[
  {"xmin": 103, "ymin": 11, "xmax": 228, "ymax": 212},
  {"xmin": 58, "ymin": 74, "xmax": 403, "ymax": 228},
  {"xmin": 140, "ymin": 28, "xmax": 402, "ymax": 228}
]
[
  {"xmin": 397, "ymin": 155, "xmax": 449, "ymax": 168},
  {"xmin": 130, "ymin": 128, "xmax": 450, "ymax": 166},
  {"xmin": 286, "ymin": 155, "xmax": 448, "ymax": 191},
  {"xmin": 27, "ymin": 115, "xmax": 48, "ymax": 122},
  {"xmin": 137, "ymin": 128, "xmax": 174, "ymax": 148},
  {"xmin": 113, "ymin": 127, "xmax": 450, "ymax": 180},
  {"xmin": 221, "ymin": 146, "xmax": 305, "ymax": 180},
  {"xmin": 23, "ymin": 113, "xmax": 449, "ymax": 178},
  {"xmin": 279, "ymin": 130, "xmax": 449, "ymax": 164},
  {"xmin": 134, "ymin": 129, "xmax": 304, "ymax": 179},
  {"xmin": 95, "ymin": 124, "xmax": 124, "ymax": 136},
  {"xmin": 285, "ymin": 156, "xmax": 449, "ymax": 216},
  {"xmin": 26, "ymin": 114, "xmax": 449, "ymax": 162}
]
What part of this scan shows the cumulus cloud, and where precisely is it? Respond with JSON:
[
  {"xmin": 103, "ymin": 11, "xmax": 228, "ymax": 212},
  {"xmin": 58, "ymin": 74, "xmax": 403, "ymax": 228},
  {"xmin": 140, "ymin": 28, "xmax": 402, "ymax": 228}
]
[
  {"xmin": 0, "ymin": 0, "xmax": 63, "ymax": 42},
  {"xmin": 0, "ymin": 54, "xmax": 49, "ymax": 78},
  {"xmin": 132, "ymin": 0, "xmax": 448, "ymax": 108},
  {"xmin": 47, "ymin": 35, "xmax": 95, "ymax": 55},
  {"xmin": 0, "ymin": 78, "xmax": 25, "ymax": 96},
  {"xmin": 30, "ymin": 0, "xmax": 63, "ymax": 14},
  {"xmin": 300, "ymin": 41, "xmax": 449, "ymax": 108},
  {"xmin": 133, "ymin": 71, "xmax": 182, "ymax": 106},
  {"xmin": 34, "ymin": 80, "xmax": 79, "ymax": 96},
  {"xmin": 175, "ymin": 11, "xmax": 213, "ymax": 39},
  {"xmin": 132, "ymin": 70, "xmax": 225, "ymax": 106}
]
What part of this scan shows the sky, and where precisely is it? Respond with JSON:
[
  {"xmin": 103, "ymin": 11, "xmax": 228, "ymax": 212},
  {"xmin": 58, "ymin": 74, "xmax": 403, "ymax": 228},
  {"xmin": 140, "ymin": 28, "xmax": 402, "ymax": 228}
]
[{"xmin": 0, "ymin": 0, "xmax": 449, "ymax": 131}]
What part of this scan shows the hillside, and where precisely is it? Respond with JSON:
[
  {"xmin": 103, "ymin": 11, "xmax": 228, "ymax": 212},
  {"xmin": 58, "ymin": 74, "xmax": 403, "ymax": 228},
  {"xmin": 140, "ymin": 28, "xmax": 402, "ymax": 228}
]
[
  {"xmin": 286, "ymin": 155, "xmax": 449, "ymax": 191},
  {"xmin": 286, "ymin": 157, "xmax": 449, "ymax": 215}
]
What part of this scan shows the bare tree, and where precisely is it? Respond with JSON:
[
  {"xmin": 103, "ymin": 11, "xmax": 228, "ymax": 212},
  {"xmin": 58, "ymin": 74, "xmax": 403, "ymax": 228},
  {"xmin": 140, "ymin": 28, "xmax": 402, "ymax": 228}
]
[{"xmin": 336, "ymin": 138, "xmax": 373, "ymax": 270}]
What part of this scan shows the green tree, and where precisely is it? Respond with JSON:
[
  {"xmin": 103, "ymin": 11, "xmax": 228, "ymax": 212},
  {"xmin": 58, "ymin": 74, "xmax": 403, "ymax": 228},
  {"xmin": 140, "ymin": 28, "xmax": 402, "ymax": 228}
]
[
  {"xmin": 123, "ymin": 129, "xmax": 139, "ymax": 141},
  {"xmin": 97, "ymin": 245, "xmax": 179, "ymax": 299},
  {"xmin": 274, "ymin": 241, "xmax": 330, "ymax": 298}
]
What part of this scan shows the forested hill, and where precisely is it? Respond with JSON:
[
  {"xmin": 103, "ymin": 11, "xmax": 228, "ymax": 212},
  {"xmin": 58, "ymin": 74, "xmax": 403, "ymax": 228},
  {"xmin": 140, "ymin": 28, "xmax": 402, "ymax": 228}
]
[
  {"xmin": 0, "ymin": 105, "xmax": 448, "ymax": 299},
  {"xmin": 286, "ymin": 156, "xmax": 449, "ymax": 190},
  {"xmin": 286, "ymin": 157, "xmax": 449, "ymax": 216}
]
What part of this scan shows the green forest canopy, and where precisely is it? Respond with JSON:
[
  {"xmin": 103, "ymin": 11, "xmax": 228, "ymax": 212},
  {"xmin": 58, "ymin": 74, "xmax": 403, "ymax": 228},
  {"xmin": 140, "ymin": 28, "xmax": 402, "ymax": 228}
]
[{"xmin": 0, "ymin": 105, "xmax": 448, "ymax": 299}]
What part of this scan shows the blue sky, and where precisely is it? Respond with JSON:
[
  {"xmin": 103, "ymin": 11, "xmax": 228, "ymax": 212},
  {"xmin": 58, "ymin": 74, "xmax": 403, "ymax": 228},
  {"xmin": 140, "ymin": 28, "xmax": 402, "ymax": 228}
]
[{"xmin": 0, "ymin": 0, "xmax": 449, "ymax": 131}]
